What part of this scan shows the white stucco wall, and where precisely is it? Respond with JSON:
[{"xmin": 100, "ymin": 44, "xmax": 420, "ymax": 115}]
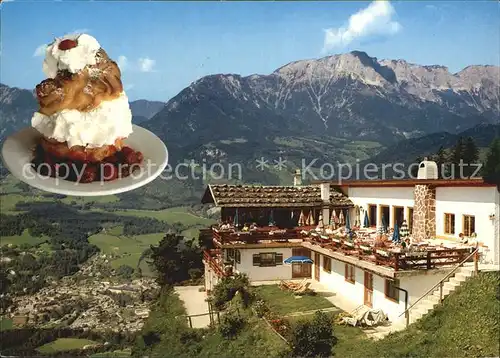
[
  {"xmin": 347, "ymin": 187, "xmax": 415, "ymax": 227},
  {"xmin": 233, "ymin": 248, "xmax": 293, "ymax": 282},
  {"xmin": 314, "ymin": 253, "xmax": 452, "ymax": 324},
  {"xmin": 435, "ymin": 186, "xmax": 499, "ymax": 264},
  {"xmin": 204, "ymin": 261, "xmax": 221, "ymax": 292}
]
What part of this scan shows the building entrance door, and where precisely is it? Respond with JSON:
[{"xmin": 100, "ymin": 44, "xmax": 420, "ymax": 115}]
[
  {"xmin": 314, "ymin": 252, "xmax": 320, "ymax": 281},
  {"xmin": 364, "ymin": 271, "xmax": 373, "ymax": 307}
]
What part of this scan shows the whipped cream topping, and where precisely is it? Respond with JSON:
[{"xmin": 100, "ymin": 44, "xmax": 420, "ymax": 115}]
[
  {"xmin": 32, "ymin": 92, "xmax": 133, "ymax": 148},
  {"xmin": 43, "ymin": 34, "xmax": 101, "ymax": 79}
]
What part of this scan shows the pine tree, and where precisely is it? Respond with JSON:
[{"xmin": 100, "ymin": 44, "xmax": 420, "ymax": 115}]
[
  {"xmin": 462, "ymin": 137, "xmax": 480, "ymax": 177},
  {"xmin": 451, "ymin": 137, "xmax": 466, "ymax": 179},
  {"xmin": 435, "ymin": 146, "xmax": 449, "ymax": 179},
  {"xmin": 482, "ymin": 137, "xmax": 500, "ymax": 185},
  {"xmin": 411, "ymin": 156, "xmax": 423, "ymax": 178}
]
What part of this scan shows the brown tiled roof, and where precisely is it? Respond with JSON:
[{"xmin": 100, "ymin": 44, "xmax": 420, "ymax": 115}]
[
  {"xmin": 315, "ymin": 178, "xmax": 496, "ymax": 188},
  {"xmin": 201, "ymin": 184, "xmax": 353, "ymax": 208}
]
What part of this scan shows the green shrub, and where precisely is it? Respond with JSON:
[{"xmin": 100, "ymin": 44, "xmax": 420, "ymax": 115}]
[
  {"xmin": 210, "ymin": 273, "xmax": 250, "ymax": 310},
  {"xmin": 289, "ymin": 311, "xmax": 336, "ymax": 357},
  {"xmin": 253, "ymin": 299, "xmax": 269, "ymax": 318},
  {"xmin": 218, "ymin": 312, "xmax": 245, "ymax": 339}
]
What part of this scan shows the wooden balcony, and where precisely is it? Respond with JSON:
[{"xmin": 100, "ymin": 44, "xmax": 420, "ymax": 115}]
[
  {"xmin": 304, "ymin": 234, "xmax": 474, "ymax": 272},
  {"xmin": 210, "ymin": 226, "xmax": 311, "ymax": 247},
  {"xmin": 203, "ymin": 249, "xmax": 229, "ymax": 278}
]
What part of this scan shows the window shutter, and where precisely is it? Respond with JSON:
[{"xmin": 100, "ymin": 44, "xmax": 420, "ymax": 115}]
[
  {"xmin": 275, "ymin": 253, "xmax": 283, "ymax": 265},
  {"xmin": 344, "ymin": 263, "xmax": 348, "ymax": 280},
  {"xmin": 235, "ymin": 250, "xmax": 241, "ymax": 264},
  {"xmin": 252, "ymin": 254, "xmax": 260, "ymax": 266}
]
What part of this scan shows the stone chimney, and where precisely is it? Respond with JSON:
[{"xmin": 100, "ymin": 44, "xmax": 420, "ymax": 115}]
[
  {"xmin": 417, "ymin": 158, "xmax": 438, "ymax": 180},
  {"xmin": 320, "ymin": 182, "xmax": 330, "ymax": 202},
  {"xmin": 412, "ymin": 183, "xmax": 436, "ymax": 241},
  {"xmin": 293, "ymin": 169, "xmax": 302, "ymax": 186},
  {"xmin": 412, "ymin": 159, "xmax": 438, "ymax": 241}
]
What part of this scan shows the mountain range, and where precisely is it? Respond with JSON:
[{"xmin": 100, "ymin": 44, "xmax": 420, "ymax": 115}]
[
  {"xmin": 145, "ymin": 51, "xmax": 499, "ymax": 152},
  {"xmin": 1, "ymin": 51, "xmax": 499, "ymax": 205}
]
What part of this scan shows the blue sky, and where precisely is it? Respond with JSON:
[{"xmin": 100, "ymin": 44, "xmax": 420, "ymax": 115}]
[{"xmin": 1, "ymin": 1, "xmax": 498, "ymax": 101}]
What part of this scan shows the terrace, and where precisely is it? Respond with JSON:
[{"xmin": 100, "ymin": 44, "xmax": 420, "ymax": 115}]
[
  {"xmin": 210, "ymin": 226, "xmax": 307, "ymax": 247},
  {"xmin": 302, "ymin": 228, "xmax": 479, "ymax": 275}
]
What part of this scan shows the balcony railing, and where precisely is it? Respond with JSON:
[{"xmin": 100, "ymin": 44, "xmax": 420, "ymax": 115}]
[
  {"xmin": 210, "ymin": 226, "xmax": 311, "ymax": 245},
  {"xmin": 203, "ymin": 249, "xmax": 229, "ymax": 278},
  {"xmin": 304, "ymin": 234, "xmax": 474, "ymax": 271}
]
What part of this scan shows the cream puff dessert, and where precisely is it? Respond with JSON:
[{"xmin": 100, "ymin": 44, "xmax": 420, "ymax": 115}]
[{"xmin": 31, "ymin": 33, "xmax": 143, "ymax": 183}]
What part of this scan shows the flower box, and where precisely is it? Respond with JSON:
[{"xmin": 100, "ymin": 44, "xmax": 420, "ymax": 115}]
[
  {"xmin": 359, "ymin": 245, "xmax": 371, "ymax": 252},
  {"xmin": 376, "ymin": 249, "xmax": 390, "ymax": 257}
]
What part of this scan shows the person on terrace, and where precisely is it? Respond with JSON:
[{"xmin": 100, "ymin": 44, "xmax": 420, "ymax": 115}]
[
  {"xmin": 250, "ymin": 222, "xmax": 258, "ymax": 230},
  {"xmin": 242, "ymin": 223, "xmax": 250, "ymax": 232}
]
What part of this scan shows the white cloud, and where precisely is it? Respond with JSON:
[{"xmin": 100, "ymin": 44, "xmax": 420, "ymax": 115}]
[
  {"xmin": 70, "ymin": 28, "xmax": 90, "ymax": 35},
  {"xmin": 322, "ymin": 0, "xmax": 401, "ymax": 53},
  {"xmin": 138, "ymin": 57, "xmax": 156, "ymax": 72},
  {"xmin": 117, "ymin": 55, "xmax": 128, "ymax": 70},
  {"xmin": 33, "ymin": 44, "xmax": 47, "ymax": 57}
]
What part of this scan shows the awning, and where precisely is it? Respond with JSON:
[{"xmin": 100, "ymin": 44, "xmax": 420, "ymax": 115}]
[{"xmin": 284, "ymin": 256, "xmax": 314, "ymax": 264}]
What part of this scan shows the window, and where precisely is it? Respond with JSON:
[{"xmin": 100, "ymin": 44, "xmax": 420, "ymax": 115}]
[
  {"xmin": 226, "ymin": 248, "xmax": 235, "ymax": 261},
  {"xmin": 252, "ymin": 252, "xmax": 283, "ymax": 267},
  {"xmin": 444, "ymin": 213, "xmax": 455, "ymax": 235},
  {"xmin": 235, "ymin": 250, "xmax": 241, "ymax": 264},
  {"xmin": 323, "ymin": 256, "xmax": 331, "ymax": 273},
  {"xmin": 463, "ymin": 215, "xmax": 475, "ymax": 236},
  {"xmin": 385, "ymin": 279, "xmax": 400, "ymax": 302},
  {"xmin": 344, "ymin": 264, "xmax": 355, "ymax": 283}
]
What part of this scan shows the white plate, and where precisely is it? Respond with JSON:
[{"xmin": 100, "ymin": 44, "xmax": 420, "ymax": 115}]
[{"xmin": 1, "ymin": 125, "xmax": 168, "ymax": 197}]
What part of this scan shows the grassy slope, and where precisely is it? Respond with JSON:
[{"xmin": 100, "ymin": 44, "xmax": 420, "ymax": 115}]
[
  {"xmin": 254, "ymin": 285, "xmax": 334, "ymax": 315},
  {"xmin": 37, "ymin": 338, "xmax": 99, "ymax": 353},
  {"xmin": 134, "ymin": 291, "xmax": 287, "ymax": 358},
  {"xmin": 88, "ymin": 227, "xmax": 163, "ymax": 271},
  {"xmin": 0, "ymin": 228, "xmax": 49, "ymax": 246},
  {"xmin": 335, "ymin": 272, "xmax": 500, "ymax": 358}
]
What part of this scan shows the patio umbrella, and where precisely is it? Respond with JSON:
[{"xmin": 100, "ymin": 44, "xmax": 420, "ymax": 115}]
[
  {"xmin": 345, "ymin": 210, "xmax": 351, "ymax": 232},
  {"xmin": 363, "ymin": 212, "xmax": 370, "ymax": 228},
  {"xmin": 400, "ymin": 220, "xmax": 410, "ymax": 238},
  {"xmin": 233, "ymin": 208, "xmax": 239, "ymax": 228},
  {"xmin": 269, "ymin": 209, "xmax": 275, "ymax": 226},
  {"xmin": 284, "ymin": 256, "xmax": 314, "ymax": 264},
  {"xmin": 330, "ymin": 210, "xmax": 338, "ymax": 229},
  {"xmin": 381, "ymin": 214, "xmax": 388, "ymax": 233},
  {"xmin": 317, "ymin": 211, "xmax": 324, "ymax": 229},
  {"xmin": 339, "ymin": 210, "xmax": 345, "ymax": 225},
  {"xmin": 392, "ymin": 222, "xmax": 400, "ymax": 243},
  {"xmin": 355, "ymin": 206, "xmax": 361, "ymax": 227},
  {"xmin": 307, "ymin": 210, "xmax": 315, "ymax": 226},
  {"xmin": 298, "ymin": 210, "xmax": 305, "ymax": 226}
]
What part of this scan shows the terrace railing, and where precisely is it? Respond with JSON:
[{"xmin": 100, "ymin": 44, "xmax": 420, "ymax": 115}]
[
  {"xmin": 211, "ymin": 227, "xmax": 304, "ymax": 245},
  {"xmin": 398, "ymin": 246, "xmax": 480, "ymax": 327},
  {"xmin": 304, "ymin": 234, "xmax": 475, "ymax": 272},
  {"xmin": 203, "ymin": 249, "xmax": 228, "ymax": 278}
]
